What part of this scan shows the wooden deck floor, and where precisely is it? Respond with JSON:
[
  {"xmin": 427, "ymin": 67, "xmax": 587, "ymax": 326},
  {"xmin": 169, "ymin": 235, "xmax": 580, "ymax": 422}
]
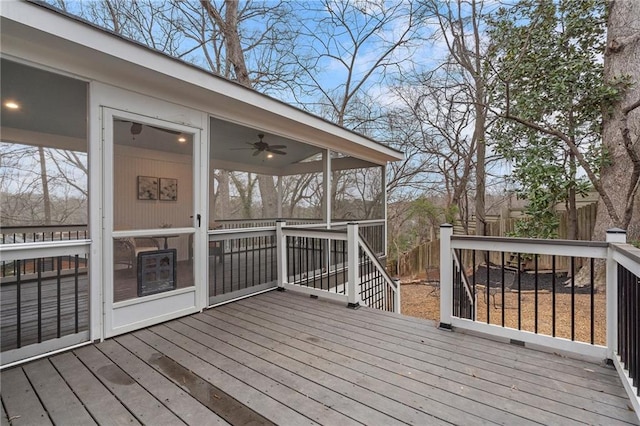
[{"xmin": 1, "ymin": 290, "xmax": 637, "ymax": 425}]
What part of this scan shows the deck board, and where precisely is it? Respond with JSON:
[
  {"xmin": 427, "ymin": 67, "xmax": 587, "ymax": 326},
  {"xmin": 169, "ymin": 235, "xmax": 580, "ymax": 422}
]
[
  {"xmin": 1, "ymin": 366, "xmax": 51, "ymax": 425},
  {"xmin": 258, "ymin": 292, "xmax": 630, "ymax": 399},
  {"xmin": 96, "ymin": 338, "xmax": 229, "ymax": 425},
  {"xmin": 210, "ymin": 301, "xmax": 577, "ymax": 425},
  {"xmin": 245, "ymin": 293, "xmax": 636, "ymax": 423},
  {"xmin": 1, "ymin": 399, "xmax": 9, "ymax": 426},
  {"xmin": 1, "ymin": 290, "xmax": 638, "ymax": 425},
  {"xmin": 194, "ymin": 309, "xmax": 518, "ymax": 425},
  {"xmin": 22, "ymin": 359, "xmax": 96, "ymax": 425},
  {"xmin": 73, "ymin": 345, "xmax": 183, "ymax": 425},
  {"xmin": 172, "ymin": 316, "xmax": 409, "ymax": 426},
  {"xmin": 48, "ymin": 351, "xmax": 140, "ymax": 425},
  {"xmin": 132, "ymin": 327, "xmax": 317, "ymax": 425}
]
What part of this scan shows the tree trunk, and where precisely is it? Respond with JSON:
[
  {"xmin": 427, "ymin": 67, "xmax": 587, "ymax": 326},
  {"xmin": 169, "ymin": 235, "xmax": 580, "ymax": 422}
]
[
  {"xmin": 578, "ymin": 0, "xmax": 640, "ymax": 291},
  {"xmin": 593, "ymin": 0, "xmax": 640, "ymax": 243},
  {"xmin": 38, "ymin": 147, "xmax": 51, "ymax": 225},
  {"xmin": 567, "ymin": 150, "xmax": 577, "ymax": 240},
  {"xmin": 258, "ymin": 175, "xmax": 278, "ymax": 218}
]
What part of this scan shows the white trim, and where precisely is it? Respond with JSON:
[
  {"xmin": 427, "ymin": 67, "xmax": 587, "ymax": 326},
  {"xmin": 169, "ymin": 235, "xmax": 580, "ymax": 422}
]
[
  {"xmin": 450, "ymin": 318, "xmax": 608, "ymax": 361},
  {"xmin": 283, "ymin": 283, "xmax": 349, "ymax": 304},
  {"xmin": 440, "ymin": 226, "xmax": 453, "ymax": 326},
  {"xmin": 0, "ymin": 333, "xmax": 90, "ymax": 368},
  {"xmin": 209, "ymin": 282, "xmax": 278, "ymax": 307},
  {"xmin": 611, "ymin": 246, "xmax": 640, "ymax": 277},
  {"xmin": 613, "ymin": 355, "xmax": 640, "ymax": 422},
  {"xmin": 210, "ymin": 228, "xmax": 276, "ymax": 240},
  {"xmin": 0, "ymin": 240, "xmax": 90, "ymax": 261},
  {"xmin": 101, "ymin": 105, "xmax": 203, "ymax": 338},
  {"xmin": 0, "ymin": 2, "xmax": 403, "ymax": 164},
  {"xmin": 112, "ymin": 286, "xmax": 196, "ymax": 309},
  {"xmin": 282, "ymin": 228, "xmax": 347, "ymax": 240},
  {"xmin": 450, "ymin": 237, "xmax": 608, "ymax": 259}
]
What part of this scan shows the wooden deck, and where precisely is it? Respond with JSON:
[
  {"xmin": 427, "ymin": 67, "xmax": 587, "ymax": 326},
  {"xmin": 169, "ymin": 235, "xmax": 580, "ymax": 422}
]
[{"xmin": 1, "ymin": 290, "xmax": 638, "ymax": 425}]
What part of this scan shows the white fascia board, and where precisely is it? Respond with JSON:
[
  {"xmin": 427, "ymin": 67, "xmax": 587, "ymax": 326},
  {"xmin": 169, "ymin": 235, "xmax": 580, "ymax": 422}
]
[{"xmin": 0, "ymin": 2, "xmax": 404, "ymax": 165}]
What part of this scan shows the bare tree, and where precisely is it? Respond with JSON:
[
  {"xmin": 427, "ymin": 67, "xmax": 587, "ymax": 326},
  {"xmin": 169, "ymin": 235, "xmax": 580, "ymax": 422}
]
[{"xmin": 418, "ymin": 0, "xmax": 495, "ymax": 236}]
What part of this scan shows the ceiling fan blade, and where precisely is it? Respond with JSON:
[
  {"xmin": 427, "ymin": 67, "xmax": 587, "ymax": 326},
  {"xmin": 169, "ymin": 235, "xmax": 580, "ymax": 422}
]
[
  {"xmin": 269, "ymin": 149, "xmax": 287, "ymax": 155},
  {"xmin": 268, "ymin": 144, "xmax": 287, "ymax": 149},
  {"xmin": 252, "ymin": 150, "xmax": 261, "ymax": 156}
]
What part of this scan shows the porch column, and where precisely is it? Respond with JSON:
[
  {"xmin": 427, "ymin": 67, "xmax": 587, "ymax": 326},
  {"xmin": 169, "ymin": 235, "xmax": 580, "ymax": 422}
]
[
  {"xmin": 323, "ymin": 149, "xmax": 331, "ymax": 228},
  {"xmin": 439, "ymin": 224, "xmax": 454, "ymax": 329},
  {"xmin": 276, "ymin": 220, "xmax": 287, "ymax": 291},
  {"xmin": 382, "ymin": 164, "xmax": 388, "ymax": 257},
  {"xmin": 606, "ymin": 228, "xmax": 626, "ymax": 360},
  {"xmin": 277, "ymin": 176, "xmax": 282, "ymax": 219},
  {"xmin": 347, "ymin": 222, "xmax": 360, "ymax": 308}
]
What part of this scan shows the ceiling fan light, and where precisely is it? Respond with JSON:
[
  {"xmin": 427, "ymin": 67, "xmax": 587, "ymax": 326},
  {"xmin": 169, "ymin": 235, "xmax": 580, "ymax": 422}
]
[{"xmin": 267, "ymin": 153, "xmax": 274, "ymax": 158}]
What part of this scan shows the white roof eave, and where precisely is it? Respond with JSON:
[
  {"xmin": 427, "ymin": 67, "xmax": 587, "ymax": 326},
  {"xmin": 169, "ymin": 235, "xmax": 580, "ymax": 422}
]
[{"xmin": 0, "ymin": 1, "xmax": 404, "ymax": 165}]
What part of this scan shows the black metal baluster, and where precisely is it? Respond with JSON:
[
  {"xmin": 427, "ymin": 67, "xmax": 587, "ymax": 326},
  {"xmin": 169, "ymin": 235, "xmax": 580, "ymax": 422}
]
[
  {"xmin": 535, "ymin": 254, "xmax": 539, "ymax": 334},
  {"xmin": 552, "ymin": 256, "xmax": 556, "ymax": 337},
  {"xmin": 57, "ymin": 256, "xmax": 62, "ymax": 338},
  {"xmin": 75, "ymin": 255, "xmax": 80, "ymax": 333},
  {"xmin": 571, "ymin": 256, "xmax": 576, "ymax": 341},
  {"xmin": 342, "ymin": 240, "xmax": 346, "ymax": 294},
  {"xmin": 501, "ymin": 252, "xmax": 505, "ymax": 327},
  {"xmin": 486, "ymin": 251, "xmax": 490, "ymax": 324},
  {"xmin": 16, "ymin": 259, "xmax": 22, "ymax": 348},
  {"xmin": 213, "ymin": 238, "xmax": 218, "ymax": 296},
  {"xmin": 590, "ymin": 257, "xmax": 595, "ymax": 344},
  {"xmin": 333, "ymin": 240, "xmax": 340, "ymax": 292},
  {"xmin": 618, "ymin": 266, "xmax": 624, "ymax": 361},
  {"xmin": 37, "ymin": 258, "xmax": 42, "ymax": 342},
  {"xmin": 517, "ymin": 253, "xmax": 522, "ymax": 330},
  {"xmin": 472, "ymin": 250, "xmax": 476, "ymax": 320}
]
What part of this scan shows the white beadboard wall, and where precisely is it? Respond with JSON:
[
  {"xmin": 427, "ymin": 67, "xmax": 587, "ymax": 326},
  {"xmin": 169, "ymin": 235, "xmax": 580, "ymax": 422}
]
[{"xmin": 114, "ymin": 144, "xmax": 194, "ymax": 259}]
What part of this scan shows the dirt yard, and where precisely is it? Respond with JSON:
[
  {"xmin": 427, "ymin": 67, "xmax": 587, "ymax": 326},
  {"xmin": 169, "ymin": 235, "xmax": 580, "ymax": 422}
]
[{"xmin": 400, "ymin": 269, "xmax": 606, "ymax": 346}]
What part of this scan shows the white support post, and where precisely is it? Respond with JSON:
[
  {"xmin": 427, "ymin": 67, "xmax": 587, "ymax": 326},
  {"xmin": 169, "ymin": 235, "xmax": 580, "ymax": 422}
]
[
  {"xmin": 382, "ymin": 164, "xmax": 388, "ymax": 258},
  {"xmin": 606, "ymin": 228, "xmax": 626, "ymax": 359},
  {"xmin": 323, "ymin": 149, "xmax": 331, "ymax": 228},
  {"xmin": 393, "ymin": 278, "xmax": 401, "ymax": 314},
  {"xmin": 276, "ymin": 176, "xmax": 282, "ymax": 219},
  {"xmin": 276, "ymin": 221, "xmax": 287, "ymax": 291},
  {"xmin": 439, "ymin": 224, "xmax": 454, "ymax": 329},
  {"xmin": 347, "ymin": 222, "xmax": 360, "ymax": 308}
]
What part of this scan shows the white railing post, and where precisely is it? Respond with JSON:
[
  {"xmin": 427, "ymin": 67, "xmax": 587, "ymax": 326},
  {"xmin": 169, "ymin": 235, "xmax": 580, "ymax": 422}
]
[
  {"xmin": 276, "ymin": 220, "xmax": 287, "ymax": 291},
  {"xmin": 347, "ymin": 222, "xmax": 360, "ymax": 308},
  {"xmin": 606, "ymin": 228, "xmax": 626, "ymax": 359},
  {"xmin": 439, "ymin": 224, "xmax": 454, "ymax": 329},
  {"xmin": 393, "ymin": 278, "xmax": 401, "ymax": 314}
]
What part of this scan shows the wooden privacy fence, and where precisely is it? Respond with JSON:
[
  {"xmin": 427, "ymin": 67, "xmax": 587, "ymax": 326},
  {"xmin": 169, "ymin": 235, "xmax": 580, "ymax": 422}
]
[{"xmin": 395, "ymin": 203, "xmax": 598, "ymax": 276}]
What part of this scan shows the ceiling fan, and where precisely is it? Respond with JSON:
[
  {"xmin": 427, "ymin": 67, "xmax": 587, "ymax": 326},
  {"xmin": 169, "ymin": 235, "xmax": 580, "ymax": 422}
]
[{"xmin": 231, "ymin": 134, "xmax": 287, "ymax": 157}]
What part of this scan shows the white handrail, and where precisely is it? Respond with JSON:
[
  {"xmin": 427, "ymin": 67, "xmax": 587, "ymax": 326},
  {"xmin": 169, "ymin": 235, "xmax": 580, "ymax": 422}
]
[{"xmin": 0, "ymin": 240, "xmax": 91, "ymax": 261}]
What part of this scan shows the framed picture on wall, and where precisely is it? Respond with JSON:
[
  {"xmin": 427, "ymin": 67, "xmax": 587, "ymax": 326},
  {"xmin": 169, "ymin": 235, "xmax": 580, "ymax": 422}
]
[
  {"xmin": 137, "ymin": 176, "xmax": 158, "ymax": 200},
  {"xmin": 159, "ymin": 177, "xmax": 178, "ymax": 201}
]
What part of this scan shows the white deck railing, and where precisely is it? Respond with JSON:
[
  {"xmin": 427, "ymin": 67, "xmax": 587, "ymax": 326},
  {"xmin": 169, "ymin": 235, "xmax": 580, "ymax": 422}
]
[
  {"xmin": 439, "ymin": 224, "xmax": 640, "ymax": 417},
  {"xmin": 277, "ymin": 222, "xmax": 399, "ymax": 313}
]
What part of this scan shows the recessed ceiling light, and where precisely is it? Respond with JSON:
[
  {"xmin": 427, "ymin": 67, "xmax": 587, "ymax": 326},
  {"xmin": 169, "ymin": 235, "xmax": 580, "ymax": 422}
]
[
  {"xmin": 178, "ymin": 136, "xmax": 187, "ymax": 143},
  {"xmin": 4, "ymin": 101, "xmax": 20, "ymax": 110},
  {"xmin": 267, "ymin": 153, "xmax": 274, "ymax": 158}
]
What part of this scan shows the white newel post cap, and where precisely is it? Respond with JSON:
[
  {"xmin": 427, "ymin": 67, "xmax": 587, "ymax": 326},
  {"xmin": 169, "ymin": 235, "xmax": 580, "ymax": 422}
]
[{"xmin": 606, "ymin": 228, "xmax": 627, "ymax": 244}]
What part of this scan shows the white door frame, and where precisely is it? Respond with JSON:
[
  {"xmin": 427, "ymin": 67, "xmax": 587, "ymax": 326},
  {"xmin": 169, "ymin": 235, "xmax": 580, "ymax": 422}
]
[{"xmin": 101, "ymin": 105, "xmax": 207, "ymax": 338}]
